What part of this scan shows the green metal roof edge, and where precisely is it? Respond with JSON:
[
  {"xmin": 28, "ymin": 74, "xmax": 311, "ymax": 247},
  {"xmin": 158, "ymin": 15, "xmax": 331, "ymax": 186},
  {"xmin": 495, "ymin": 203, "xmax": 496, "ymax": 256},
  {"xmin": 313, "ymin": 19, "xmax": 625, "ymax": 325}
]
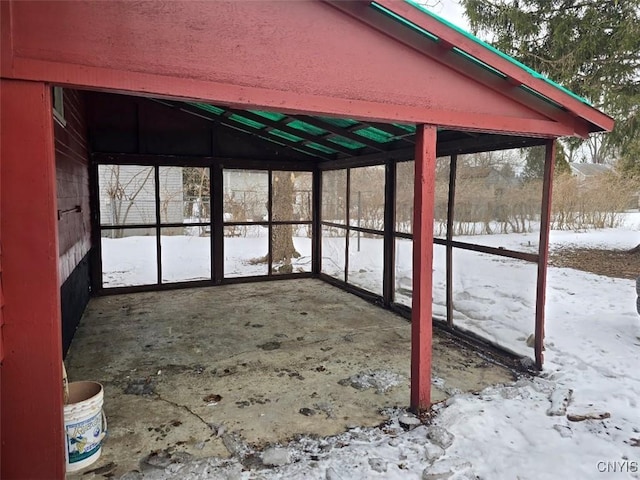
[
  {"xmin": 452, "ymin": 46, "xmax": 507, "ymax": 79},
  {"xmin": 372, "ymin": 2, "xmax": 439, "ymax": 41},
  {"xmin": 399, "ymin": 0, "xmax": 592, "ymax": 106}
]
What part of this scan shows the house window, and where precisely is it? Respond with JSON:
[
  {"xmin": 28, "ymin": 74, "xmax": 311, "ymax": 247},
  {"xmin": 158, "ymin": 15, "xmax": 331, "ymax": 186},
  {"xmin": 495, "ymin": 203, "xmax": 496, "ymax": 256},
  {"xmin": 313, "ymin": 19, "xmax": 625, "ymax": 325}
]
[{"xmin": 52, "ymin": 86, "xmax": 66, "ymax": 127}]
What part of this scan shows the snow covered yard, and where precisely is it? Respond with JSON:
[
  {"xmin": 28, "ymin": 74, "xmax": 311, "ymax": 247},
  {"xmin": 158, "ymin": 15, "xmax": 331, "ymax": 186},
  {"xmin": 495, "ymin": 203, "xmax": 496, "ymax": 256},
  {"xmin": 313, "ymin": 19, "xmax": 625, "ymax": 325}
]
[
  {"xmin": 96, "ymin": 215, "xmax": 639, "ymax": 480},
  {"xmin": 436, "ymin": 260, "xmax": 640, "ymax": 479}
]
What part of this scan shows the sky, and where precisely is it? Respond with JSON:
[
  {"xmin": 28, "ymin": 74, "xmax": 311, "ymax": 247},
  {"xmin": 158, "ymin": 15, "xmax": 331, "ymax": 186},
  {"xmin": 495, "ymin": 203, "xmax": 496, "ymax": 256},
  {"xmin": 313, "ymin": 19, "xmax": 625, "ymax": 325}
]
[{"xmin": 419, "ymin": 0, "xmax": 470, "ymax": 30}]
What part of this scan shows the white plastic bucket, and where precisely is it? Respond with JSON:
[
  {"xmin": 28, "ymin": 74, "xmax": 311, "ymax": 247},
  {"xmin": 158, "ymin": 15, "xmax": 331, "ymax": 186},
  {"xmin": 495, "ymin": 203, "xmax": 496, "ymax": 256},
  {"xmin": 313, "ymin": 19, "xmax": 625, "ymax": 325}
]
[{"xmin": 64, "ymin": 381, "xmax": 107, "ymax": 472}]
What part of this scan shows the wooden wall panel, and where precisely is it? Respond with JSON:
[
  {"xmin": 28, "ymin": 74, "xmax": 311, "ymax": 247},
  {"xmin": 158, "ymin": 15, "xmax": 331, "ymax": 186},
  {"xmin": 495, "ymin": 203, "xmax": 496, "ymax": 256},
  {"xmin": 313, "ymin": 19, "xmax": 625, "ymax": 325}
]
[
  {"xmin": 55, "ymin": 88, "xmax": 91, "ymax": 283},
  {"xmin": 86, "ymin": 92, "xmax": 312, "ymax": 163}
]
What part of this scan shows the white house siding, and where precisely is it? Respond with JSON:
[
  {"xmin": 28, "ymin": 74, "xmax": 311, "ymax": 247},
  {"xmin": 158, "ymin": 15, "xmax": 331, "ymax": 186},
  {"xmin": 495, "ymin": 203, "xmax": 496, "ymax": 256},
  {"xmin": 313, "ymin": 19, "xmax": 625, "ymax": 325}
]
[
  {"xmin": 159, "ymin": 167, "xmax": 185, "ymax": 224},
  {"xmin": 98, "ymin": 165, "xmax": 183, "ymax": 235},
  {"xmin": 222, "ymin": 169, "xmax": 312, "ymax": 223}
]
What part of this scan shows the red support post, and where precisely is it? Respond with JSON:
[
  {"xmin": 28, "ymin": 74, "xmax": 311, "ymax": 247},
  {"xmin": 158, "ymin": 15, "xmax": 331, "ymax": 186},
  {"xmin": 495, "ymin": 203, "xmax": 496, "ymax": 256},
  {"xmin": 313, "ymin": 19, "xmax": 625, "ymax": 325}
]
[
  {"xmin": 410, "ymin": 124, "xmax": 437, "ymax": 412},
  {"xmin": 534, "ymin": 139, "xmax": 556, "ymax": 369},
  {"xmin": 0, "ymin": 79, "xmax": 65, "ymax": 479}
]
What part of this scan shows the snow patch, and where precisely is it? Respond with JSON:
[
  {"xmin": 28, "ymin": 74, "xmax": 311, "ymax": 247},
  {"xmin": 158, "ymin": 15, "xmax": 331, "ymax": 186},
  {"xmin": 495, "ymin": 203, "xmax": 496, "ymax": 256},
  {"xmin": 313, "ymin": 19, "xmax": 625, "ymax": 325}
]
[
  {"xmin": 339, "ymin": 369, "xmax": 405, "ymax": 394},
  {"xmin": 261, "ymin": 447, "xmax": 291, "ymax": 467},
  {"xmin": 426, "ymin": 426, "xmax": 455, "ymax": 449},
  {"xmin": 546, "ymin": 388, "xmax": 573, "ymax": 416}
]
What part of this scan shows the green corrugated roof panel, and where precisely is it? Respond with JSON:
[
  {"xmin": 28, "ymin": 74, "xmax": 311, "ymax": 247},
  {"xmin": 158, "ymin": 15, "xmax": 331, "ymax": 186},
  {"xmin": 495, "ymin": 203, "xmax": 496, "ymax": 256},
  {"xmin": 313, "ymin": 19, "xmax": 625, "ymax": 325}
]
[
  {"xmin": 192, "ymin": 103, "xmax": 225, "ymax": 115},
  {"xmin": 249, "ymin": 110, "xmax": 286, "ymax": 122},
  {"xmin": 187, "ymin": 103, "xmax": 335, "ymax": 156},
  {"xmin": 247, "ymin": 110, "xmax": 333, "ymax": 138},
  {"xmin": 318, "ymin": 117, "xmax": 359, "ymax": 128},
  {"xmin": 190, "ymin": 103, "xmax": 423, "ymax": 157},
  {"xmin": 307, "ymin": 143, "xmax": 337, "ymax": 154},
  {"xmin": 393, "ymin": 123, "xmax": 416, "ymax": 132},
  {"xmin": 229, "ymin": 113, "xmax": 265, "ymax": 130},
  {"xmin": 287, "ymin": 119, "xmax": 327, "ymax": 136},
  {"xmin": 269, "ymin": 129, "xmax": 304, "ymax": 143},
  {"xmin": 327, "ymin": 136, "xmax": 366, "ymax": 149},
  {"xmin": 397, "ymin": 0, "xmax": 591, "ymax": 106},
  {"xmin": 355, "ymin": 126, "xmax": 395, "ymax": 143},
  {"xmin": 317, "ymin": 117, "xmax": 397, "ymax": 147}
]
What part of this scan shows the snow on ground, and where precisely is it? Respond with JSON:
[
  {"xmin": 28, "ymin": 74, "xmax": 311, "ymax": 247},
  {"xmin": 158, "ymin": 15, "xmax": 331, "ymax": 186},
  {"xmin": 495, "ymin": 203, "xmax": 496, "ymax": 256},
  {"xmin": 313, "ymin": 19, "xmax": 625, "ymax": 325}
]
[
  {"xmin": 435, "ymin": 262, "xmax": 639, "ymax": 480},
  {"xmin": 106, "ymin": 214, "xmax": 639, "ymax": 479}
]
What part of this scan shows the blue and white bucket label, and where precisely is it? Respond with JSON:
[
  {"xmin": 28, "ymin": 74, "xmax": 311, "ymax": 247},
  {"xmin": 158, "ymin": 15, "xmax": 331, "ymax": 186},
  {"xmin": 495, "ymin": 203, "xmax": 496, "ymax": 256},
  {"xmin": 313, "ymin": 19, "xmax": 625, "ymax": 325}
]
[{"xmin": 66, "ymin": 411, "xmax": 103, "ymax": 463}]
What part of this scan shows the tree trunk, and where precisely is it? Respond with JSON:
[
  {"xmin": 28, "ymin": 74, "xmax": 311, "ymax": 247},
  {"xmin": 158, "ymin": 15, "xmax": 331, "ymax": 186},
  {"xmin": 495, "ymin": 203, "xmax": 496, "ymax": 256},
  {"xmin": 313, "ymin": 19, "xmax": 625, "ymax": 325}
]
[{"xmin": 271, "ymin": 171, "xmax": 300, "ymax": 270}]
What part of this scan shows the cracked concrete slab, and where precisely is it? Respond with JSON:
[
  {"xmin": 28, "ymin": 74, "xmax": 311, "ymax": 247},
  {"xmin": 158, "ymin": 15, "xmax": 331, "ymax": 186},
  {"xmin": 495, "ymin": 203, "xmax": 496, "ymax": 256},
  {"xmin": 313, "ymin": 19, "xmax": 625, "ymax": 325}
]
[{"xmin": 65, "ymin": 279, "xmax": 515, "ymax": 478}]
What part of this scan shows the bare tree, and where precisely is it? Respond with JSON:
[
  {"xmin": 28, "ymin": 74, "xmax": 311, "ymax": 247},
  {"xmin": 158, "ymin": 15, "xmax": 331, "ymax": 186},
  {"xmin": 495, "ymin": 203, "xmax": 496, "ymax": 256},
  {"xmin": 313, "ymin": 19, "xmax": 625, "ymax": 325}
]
[
  {"xmin": 182, "ymin": 167, "xmax": 210, "ymax": 236},
  {"xmin": 183, "ymin": 167, "xmax": 210, "ymax": 220},
  {"xmin": 100, "ymin": 165, "xmax": 154, "ymax": 237},
  {"xmin": 271, "ymin": 171, "xmax": 300, "ymax": 273}
]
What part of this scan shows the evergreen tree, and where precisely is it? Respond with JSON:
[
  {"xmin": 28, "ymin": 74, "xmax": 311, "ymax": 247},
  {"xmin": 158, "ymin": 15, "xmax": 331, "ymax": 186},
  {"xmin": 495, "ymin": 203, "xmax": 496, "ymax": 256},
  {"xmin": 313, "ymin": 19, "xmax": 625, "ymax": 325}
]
[
  {"xmin": 461, "ymin": 0, "xmax": 640, "ymax": 171},
  {"xmin": 554, "ymin": 143, "xmax": 571, "ymax": 176},
  {"xmin": 521, "ymin": 147, "xmax": 545, "ymax": 181},
  {"xmin": 521, "ymin": 144, "xmax": 569, "ymax": 180}
]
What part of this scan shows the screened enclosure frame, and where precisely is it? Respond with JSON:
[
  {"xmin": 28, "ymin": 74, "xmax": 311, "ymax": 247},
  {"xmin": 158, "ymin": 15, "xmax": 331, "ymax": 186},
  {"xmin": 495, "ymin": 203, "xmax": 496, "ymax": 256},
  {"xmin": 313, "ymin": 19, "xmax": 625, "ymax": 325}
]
[
  {"xmin": 90, "ymin": 154, "xmax": 318, "ymax": 294},
  {"xmin": 90, "ymin": 131, "xmax": 555, "ymax": 370},
  {"xmin": 317, "ymin": 141, "xmax": 555, "ymax": 369}
]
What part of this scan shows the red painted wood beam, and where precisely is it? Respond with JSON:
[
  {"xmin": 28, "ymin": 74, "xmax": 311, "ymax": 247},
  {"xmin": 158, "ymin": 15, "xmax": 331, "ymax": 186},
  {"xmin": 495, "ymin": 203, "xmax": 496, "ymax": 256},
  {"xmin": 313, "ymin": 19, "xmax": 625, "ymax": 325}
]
[
  {"xmin": 0, "ymin": 79, "xmax": 65, "ymax": 479},
  {"xmin": 369, "ymin": 0, "xmax": 614, "ymax": 133},
  {"xmin": 410, "ymin": 124, "xmax": 436, "ymax": 412},
  {"xmin": 5, "ymin": 55, "xmax": 578, "ymax": 138},
  {"xmin": 534, "ymin": 139, "xmax": 556, "ymax": 369}
]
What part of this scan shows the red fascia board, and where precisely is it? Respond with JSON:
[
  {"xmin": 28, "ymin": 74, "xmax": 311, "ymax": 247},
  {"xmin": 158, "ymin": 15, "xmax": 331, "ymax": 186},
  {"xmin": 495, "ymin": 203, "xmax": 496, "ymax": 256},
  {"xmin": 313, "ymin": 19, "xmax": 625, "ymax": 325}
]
[{"xmin": 359, "ymin": 0, "xmax": 614, "ymax": 133}]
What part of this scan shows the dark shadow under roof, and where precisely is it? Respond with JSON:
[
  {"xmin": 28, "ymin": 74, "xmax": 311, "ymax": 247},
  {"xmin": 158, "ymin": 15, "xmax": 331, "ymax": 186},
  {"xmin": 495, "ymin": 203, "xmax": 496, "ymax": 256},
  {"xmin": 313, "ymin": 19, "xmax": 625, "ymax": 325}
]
[{"xmin": 153, "ymin": 99, "xmax": 547, "ymax": 163}]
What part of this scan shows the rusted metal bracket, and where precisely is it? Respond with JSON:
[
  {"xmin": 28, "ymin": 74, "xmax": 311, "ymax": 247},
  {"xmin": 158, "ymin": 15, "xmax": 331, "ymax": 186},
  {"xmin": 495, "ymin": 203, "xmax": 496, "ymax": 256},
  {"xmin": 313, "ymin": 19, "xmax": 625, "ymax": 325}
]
[{"xmin": 57, "ymin": 205, "xmax": 82, "ymax": 220}]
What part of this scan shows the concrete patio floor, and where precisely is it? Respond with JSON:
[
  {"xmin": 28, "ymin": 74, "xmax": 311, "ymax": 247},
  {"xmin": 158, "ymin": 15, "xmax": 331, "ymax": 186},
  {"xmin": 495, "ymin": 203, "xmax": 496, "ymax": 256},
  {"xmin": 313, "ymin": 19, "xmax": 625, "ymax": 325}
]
[{"xmin": 65, "ymin": 279, "xmax": 515, "ymax": 478}]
